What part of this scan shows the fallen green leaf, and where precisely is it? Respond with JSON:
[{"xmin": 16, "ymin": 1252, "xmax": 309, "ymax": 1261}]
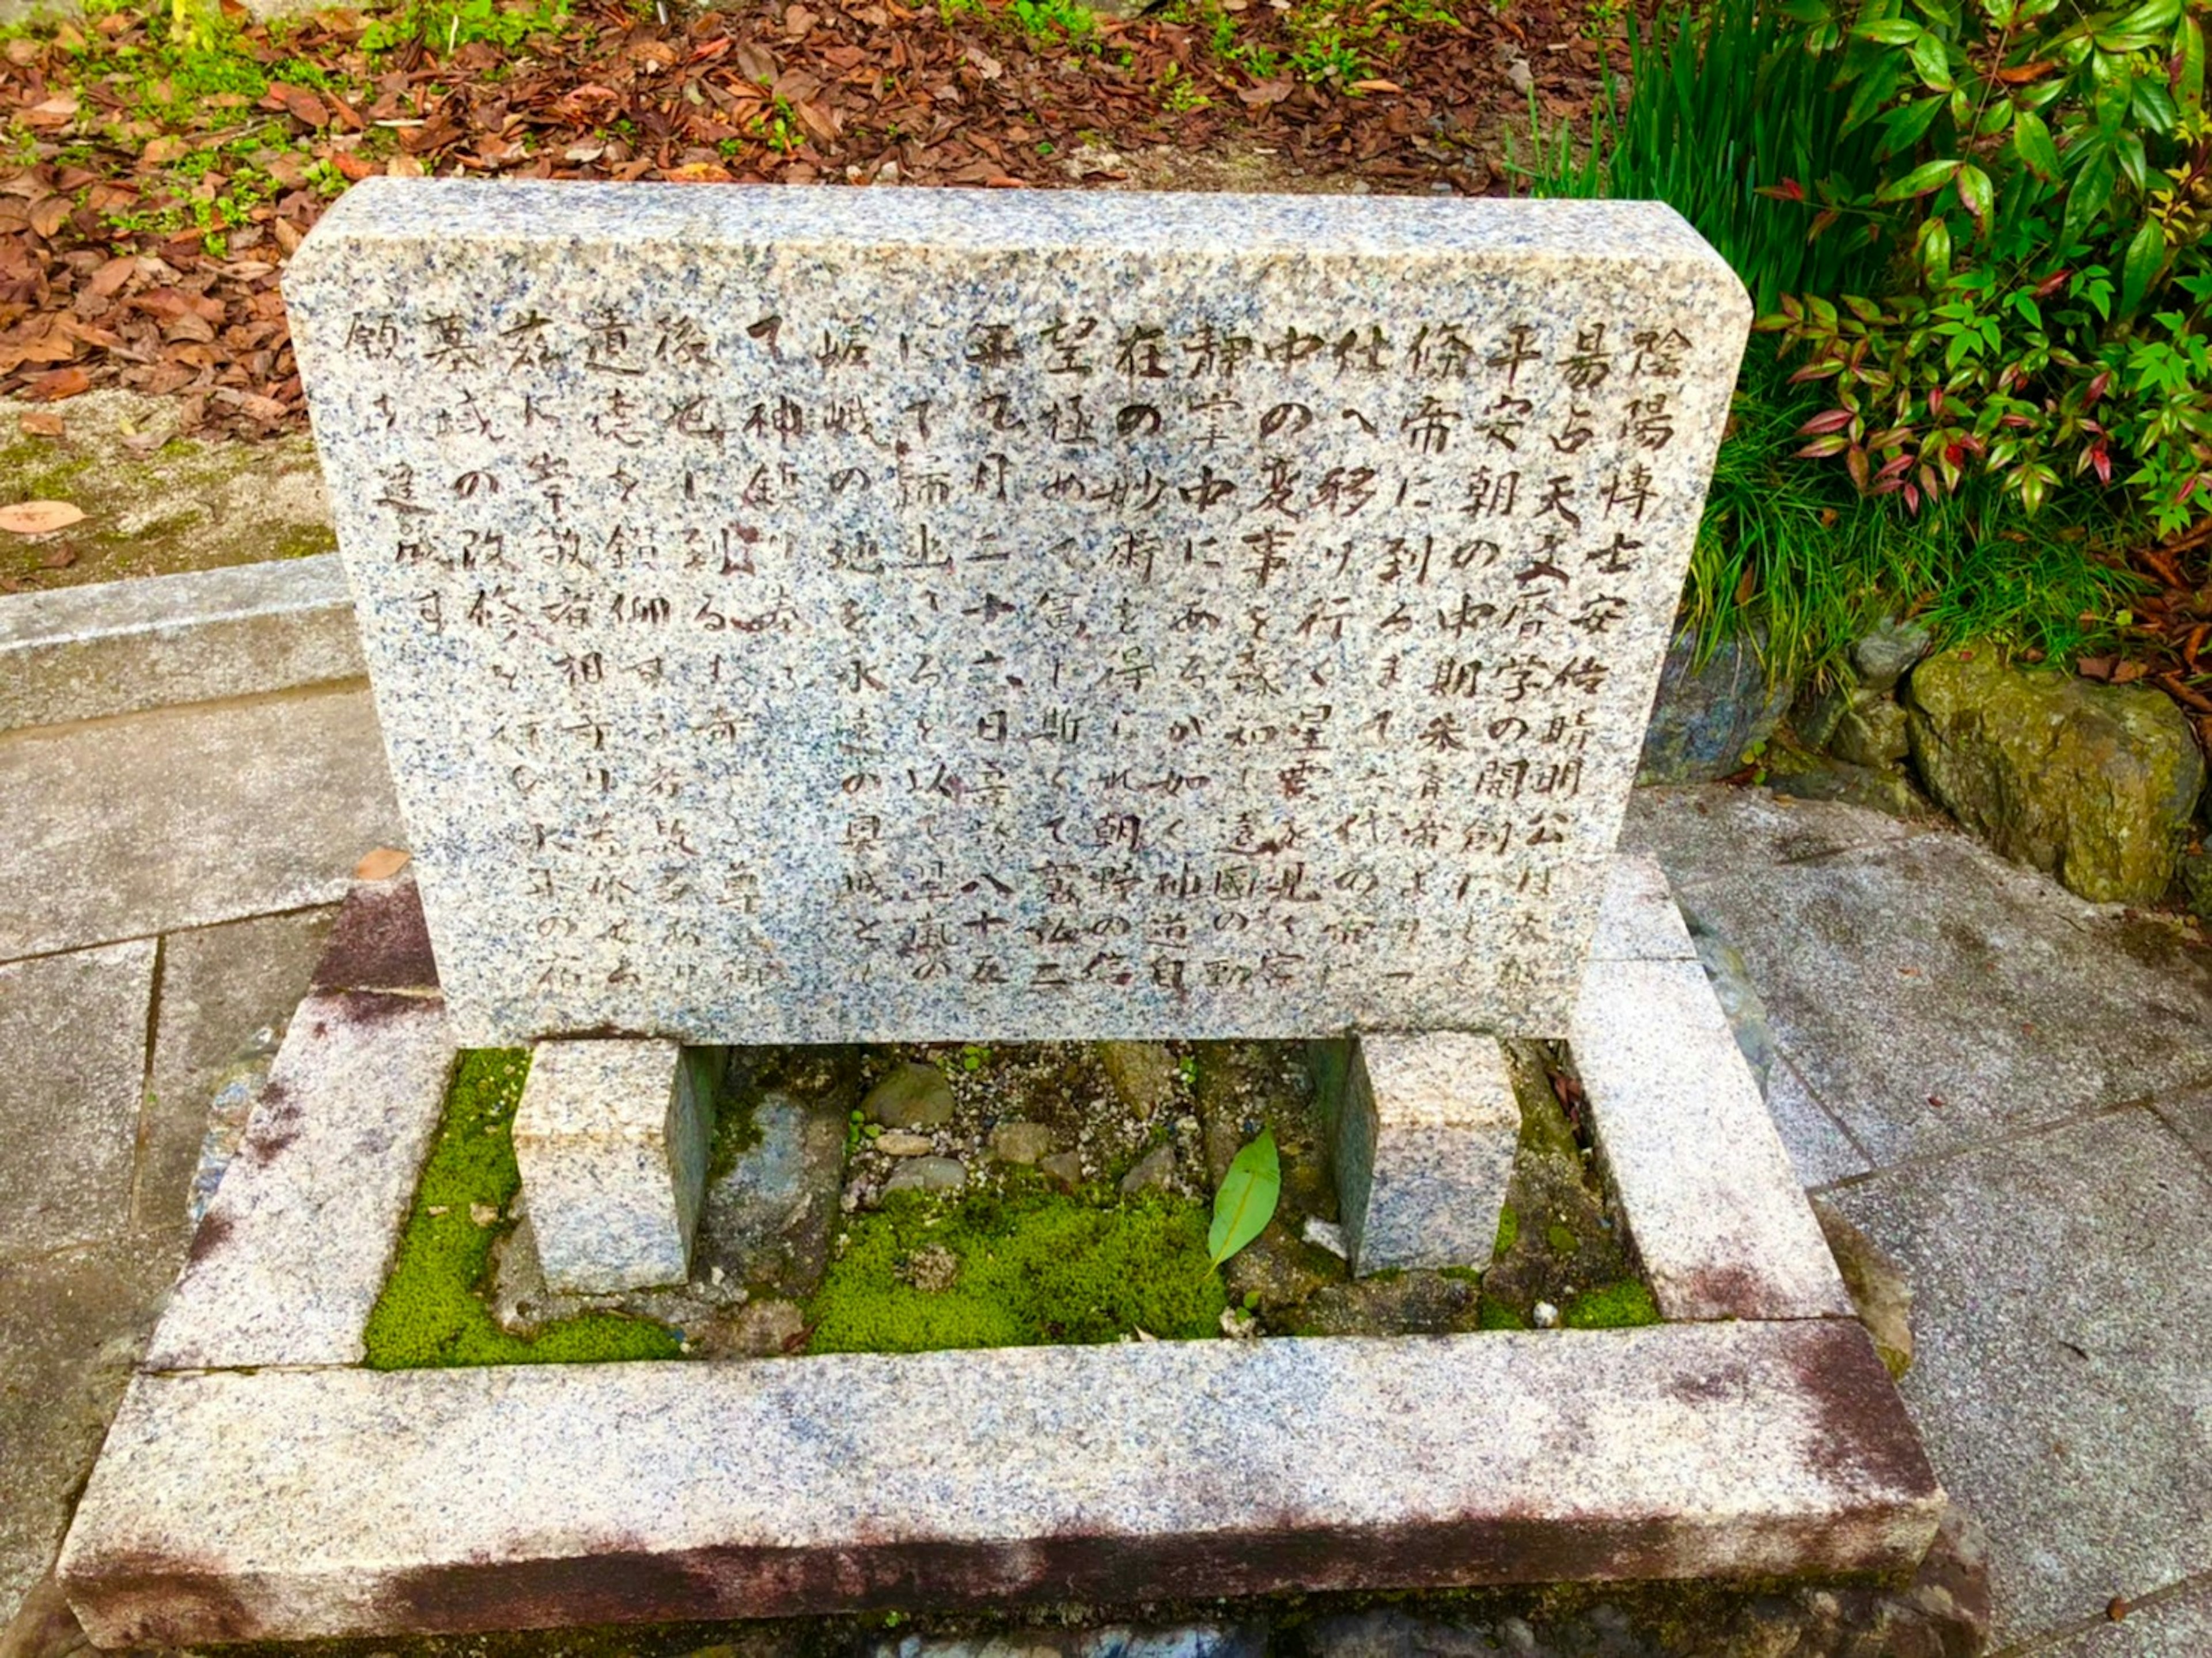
[{"xmin": 1208, "ymin": 1130, "xmax": 1280, "ymax": 1266}]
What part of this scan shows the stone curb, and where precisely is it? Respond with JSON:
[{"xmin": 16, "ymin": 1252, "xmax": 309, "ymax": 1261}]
[
  {"xmin": 61, "ymin": 1321, "xmax": 1940, "ymax": 1648},
  {"xmin": 1573, "ymin": 955, "xmax": 1855, "ymax": 1324},
  {"xmin": 0, "ymin": 556, "xmax": 362, "ymax": 733},
  {"xmin": 142, "ymin": 988, "xmax": 456, "ymax": 1370}
]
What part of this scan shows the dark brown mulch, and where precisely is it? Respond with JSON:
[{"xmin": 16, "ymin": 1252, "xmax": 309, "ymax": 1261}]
[
  {"xmin": 1, "ymin": 0, "xmax": 1622, "ymax": 443},
  {"xmin": 2100, "ymin": 526, "xmax": 2212, "ymax": 761}
]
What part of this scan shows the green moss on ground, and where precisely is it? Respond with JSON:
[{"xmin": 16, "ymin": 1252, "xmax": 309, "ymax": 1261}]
[
  {"xmin": 1, "ymin": 404, "xmax": 334, "ymax": 594},
  {"xmin": 1478, "ymin": 1295, "xmax": 1529, "ymax": 1330},
  {"xmin": 805, "ymin": 1183, "xmax": 1226, "ymax": 1354},
  {"xmin": 362, "ymin": 1049, "xmax": 681, "ymax": 1369},
  {"xmin": 1561, "ymin": 1281, "xmax": 1662, "ymax": 1330}
]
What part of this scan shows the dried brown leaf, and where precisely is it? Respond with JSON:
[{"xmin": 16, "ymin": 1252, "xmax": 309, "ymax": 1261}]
[
  {"xmin": 352, "ymin": 844, "xmax": 412, "ymax": 879},
  {"xmin": 0, "ymin": 500, "xmax": 87, "ymax": 534},
  {"xmin": 24, "ymin": 366, "xmax": 90, "ymax": 401},
  {"xmin": 86, "ymin": 255, "xmax": 138, "ymax": 299}
]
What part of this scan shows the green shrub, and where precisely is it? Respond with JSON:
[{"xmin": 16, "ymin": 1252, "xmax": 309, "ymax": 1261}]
[
  {"xmin": 1688, "ymin": 353, "xmax": 2136, "ymax": 680},
  {"xmin": 1523, "ymin": 0, "xmax": 2153, "ymax": 677},
  {"xmin": 1767, "ymin": 0, "xmax": 2212, "ymax": 534}
]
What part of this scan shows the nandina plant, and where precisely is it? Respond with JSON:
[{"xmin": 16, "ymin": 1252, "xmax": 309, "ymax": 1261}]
[{"xmin": 1764, "ymin": 0, "xmax": 2212, "ymax": 533}]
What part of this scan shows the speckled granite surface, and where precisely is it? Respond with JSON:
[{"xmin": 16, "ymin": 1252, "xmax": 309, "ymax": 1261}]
[
  {"xmin": 142, "ymin": 989, "xmax": 455, "ymax": 1369},
  {"xmin": 60, "ymin": 1319, "xmax": 1936, "ymax": 1646},
  {"xmin": 1573, "ymin": 955, "xmax": 1853, "ymax": 1322},
  {"xmin": 286, "ymin": 180, "xmax": 1750, "ymax": 1046},
  {"xmin": 513, "ymin": 1039, "xmax": 716, "ymax": 1293},
  {"xmin": 1337, "ymin": 1030, "xmax": 1517, "ymax": 1274}
]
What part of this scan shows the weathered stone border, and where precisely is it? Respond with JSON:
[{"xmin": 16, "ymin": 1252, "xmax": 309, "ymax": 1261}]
[
  {"xmin": 56, "ymin": 858, "xmax": 1941, "ymax": 1648},
  {"xmin": 65, "ymin": 1322, "xmax": 1936, "ymax": 1648},
  {"xmin": 0, "ymin": 556, "xmax": 362, "ymax": 732}
]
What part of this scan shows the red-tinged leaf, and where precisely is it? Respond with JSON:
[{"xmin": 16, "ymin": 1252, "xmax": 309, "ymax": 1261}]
[
  {"xmin": 1796, "ymin": 435, "xmax": 1850, "ymax": 458},
  {"xmin": 1787, "ymin": 361, "xmax": 1843, "ymax": 383},
  {"xmin": 2087, "ymin": 370, "xmax": 2112, "ymax": 404},
  {"xmin": 86, "ymin": 255, "xmax": 138, "ymax": 299},
  {"xmin": 1846, "ymin": 445, "xmax": 1870, "ymax": 492},
  {"xmin": 271, "ymin": 83, "xmax": 332, "ymax": 127},
  {"xmin": 2093, "ymin": 446, "xmax": 2112, "ymax": 485},
  {"xmin": 25, "ymin": 366, "xmax": 90, "ymax": 401},
  {"xmin": 2034, "ymin": 268, "xmax": 2073, "ymax": 299},
  {"xmin": 1904, "ymin": 483, "xmax": 1922, "ymax": 514},
  {"xmin": 1797, "ymin": 408, "xmax": 1854, "ymax": 435},
  {"xmin": 2112, "ymin": 661, "xmax": 2148, "ymax": 684}
]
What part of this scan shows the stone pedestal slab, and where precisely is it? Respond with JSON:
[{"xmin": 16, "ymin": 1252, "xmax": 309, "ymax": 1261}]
[
  {"xmin": 60, "ymin": 1319, "xmax": 1938, "ymax": 1648},
  {"xmin": 513, "ymin": 1040, "xmax": 719, "ymax": 1294},
  {"xmin": 1335, "ymin": 1031, "xmax": 1518, "ymax": 1276}
]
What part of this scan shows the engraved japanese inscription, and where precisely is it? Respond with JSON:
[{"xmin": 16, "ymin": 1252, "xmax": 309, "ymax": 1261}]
[{"xmin": 286, "ymin": 181, "xmax": 1751, "ymax": 1046}]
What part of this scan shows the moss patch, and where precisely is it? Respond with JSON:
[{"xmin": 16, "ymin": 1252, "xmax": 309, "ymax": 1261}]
[
  {"xmin": 1562, "ymin": 1281, "xmax": 1662, "ymax": 1330},
  {"xmin": 805, "ymin": 1183, "xmax": 1226, "ymax": 1354},
  {"xmin": 1, "ymin": 392, "xmax": 333, "ymax": 594},
  {"xmin": 704, "ymin": 1083, "xmax": 763, "ymax": 1185},
  {"xmin": 362, "ymin": 1049, "xmax": 682, "ymax": 1369}
]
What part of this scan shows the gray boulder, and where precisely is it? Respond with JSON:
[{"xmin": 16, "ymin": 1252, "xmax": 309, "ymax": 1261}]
[{"xmin": 1638, "ymin": 627, "xmax": 1794, "ymax": 784}]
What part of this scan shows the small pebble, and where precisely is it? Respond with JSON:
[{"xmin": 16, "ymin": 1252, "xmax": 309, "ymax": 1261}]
[
  {"xmin": 876, "ymin": 1130, "xmax": 935, "ymax": 1157},
  {"xmin": 1302, "ymin": 1217, "xmax": 1347, "ymax": 1259},
  {"xmin": 1533, "ymin": 1300, "xmax": 1560, "ymax": 1329},
  {"xmin": 883, "ymin": 1155, "xmax": 967, "ymax": 1194}
]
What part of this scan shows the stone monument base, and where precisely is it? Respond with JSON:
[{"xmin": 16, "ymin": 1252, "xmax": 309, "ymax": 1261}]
[{"xmin": 55, "ymin": 858, "xmax": 1941, "ymax": 1649}]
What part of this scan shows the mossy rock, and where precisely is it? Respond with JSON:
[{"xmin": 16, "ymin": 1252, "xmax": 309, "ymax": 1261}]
[{"xmin": 1907, "ymin": 646, "xmax": 2205, "ymax": 904}]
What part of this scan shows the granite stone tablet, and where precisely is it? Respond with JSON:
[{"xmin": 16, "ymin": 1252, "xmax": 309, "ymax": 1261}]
[{"xmin": 286, "ymin": 180, "xmax": 1749, "ymax": 1046}]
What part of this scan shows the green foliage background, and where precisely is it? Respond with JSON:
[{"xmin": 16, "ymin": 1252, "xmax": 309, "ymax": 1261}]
[{"xmin": 1521, "ymin": 0, "xmax": 2172, "ymax": 680}]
